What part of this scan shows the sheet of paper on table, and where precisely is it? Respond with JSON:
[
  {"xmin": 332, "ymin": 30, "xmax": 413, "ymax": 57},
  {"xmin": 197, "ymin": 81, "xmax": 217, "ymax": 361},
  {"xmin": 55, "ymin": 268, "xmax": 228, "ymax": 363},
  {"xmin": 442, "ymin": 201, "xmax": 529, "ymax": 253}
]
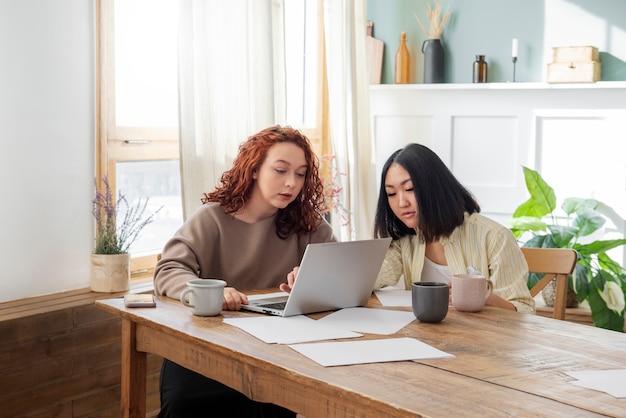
[
  {"xmin": 374, "ymin": 288, "xmax": 411, "ymax": 307},
  {"xmin": 316, "ymin": 307, "xmax": 416, "ymax": 335},
  {"xmin": 565, "ymin": 369, "xmax": 626, "ymax": 398},
  {"xmin": 223, "ymin": 315, "xmax": 362, "ymax": 344},
  {"xmin": 289, "ymin": 337, "xmax": 455, "ymax": 367}
]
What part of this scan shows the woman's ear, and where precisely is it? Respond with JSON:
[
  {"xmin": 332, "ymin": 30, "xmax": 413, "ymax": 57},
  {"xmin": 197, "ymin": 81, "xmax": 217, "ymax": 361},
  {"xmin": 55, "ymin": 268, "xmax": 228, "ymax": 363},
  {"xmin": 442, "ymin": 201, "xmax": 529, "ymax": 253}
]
[{"xmin": 252, "ymin": 170, "xmax": 258, "ymax": 180}]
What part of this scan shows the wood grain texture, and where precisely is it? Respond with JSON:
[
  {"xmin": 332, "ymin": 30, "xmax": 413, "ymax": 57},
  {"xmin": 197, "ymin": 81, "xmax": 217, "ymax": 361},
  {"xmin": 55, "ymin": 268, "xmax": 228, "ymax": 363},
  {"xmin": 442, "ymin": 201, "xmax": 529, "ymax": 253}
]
[
  {"xmin": 98, "ymin": 293, "xmax": 626, "ymax": 418},
  {"xmin": 0, "ymin": 283, "xmax": 162, "ymax": 418}
]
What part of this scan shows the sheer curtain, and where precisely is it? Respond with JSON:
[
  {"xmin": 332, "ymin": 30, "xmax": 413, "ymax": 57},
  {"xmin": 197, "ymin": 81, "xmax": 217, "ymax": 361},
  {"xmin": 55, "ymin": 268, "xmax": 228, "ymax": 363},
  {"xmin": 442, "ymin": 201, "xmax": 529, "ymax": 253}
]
[
  {"xmin": 178, "ymin": 0, "xmax": 375, "ymax": 240},
  {"xmin": 177, "ymin": 0, "xmax": 286, "ymax": 219},
  {"xmin": 323, "ymin": 0, "xmax": 376, "ymax": 241}
]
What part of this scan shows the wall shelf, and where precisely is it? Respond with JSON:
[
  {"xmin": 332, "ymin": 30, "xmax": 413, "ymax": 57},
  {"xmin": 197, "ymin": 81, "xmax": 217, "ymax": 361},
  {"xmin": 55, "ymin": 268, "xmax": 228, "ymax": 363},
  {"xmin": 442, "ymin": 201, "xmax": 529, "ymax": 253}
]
[{"xmin": 370, "ymin": 81, "xmax": 626, "ymax": 91}]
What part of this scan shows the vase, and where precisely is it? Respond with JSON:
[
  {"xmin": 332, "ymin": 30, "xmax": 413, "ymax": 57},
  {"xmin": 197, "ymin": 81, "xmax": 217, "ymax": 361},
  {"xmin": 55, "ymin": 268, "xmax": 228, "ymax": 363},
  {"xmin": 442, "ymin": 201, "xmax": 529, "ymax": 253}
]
[
  {"xmin": 90, "ymin": 253, "xmax": 131, "ymax": 293},
  {"xmin": 541, "ymin": 279, "xmax": 579, "ymax": 308},
  {"xmin": 395, "ymin": 32, "xmax": 410, "ymax": 84},
  {"xmin": 422, "ymin": 39, "xmax": 444, "ymax": 83}
]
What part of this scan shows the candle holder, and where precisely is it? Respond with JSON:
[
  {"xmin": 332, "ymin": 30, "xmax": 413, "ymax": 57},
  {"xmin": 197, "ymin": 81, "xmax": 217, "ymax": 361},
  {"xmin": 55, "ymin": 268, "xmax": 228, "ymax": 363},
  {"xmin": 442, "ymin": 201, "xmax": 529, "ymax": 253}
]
[{"xmin": 512, "ymin": 57, "xmax": 518, "ymax": 82}]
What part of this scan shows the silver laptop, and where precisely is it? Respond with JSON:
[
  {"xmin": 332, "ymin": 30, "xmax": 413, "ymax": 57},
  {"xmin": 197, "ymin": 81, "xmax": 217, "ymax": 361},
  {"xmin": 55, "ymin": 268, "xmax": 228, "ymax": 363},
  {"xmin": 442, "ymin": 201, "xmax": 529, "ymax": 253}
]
[{"xmin": 241, "ymin": 238, "xmax": 392, "ymax": 317}]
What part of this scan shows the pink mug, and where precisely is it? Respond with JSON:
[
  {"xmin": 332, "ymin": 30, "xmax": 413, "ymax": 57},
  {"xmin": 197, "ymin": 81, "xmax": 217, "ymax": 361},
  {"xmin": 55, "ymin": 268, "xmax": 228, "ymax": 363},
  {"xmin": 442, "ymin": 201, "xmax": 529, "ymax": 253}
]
[{"xmin": 451, "ymin": 274, "xmax": 493, "ymax": 312}]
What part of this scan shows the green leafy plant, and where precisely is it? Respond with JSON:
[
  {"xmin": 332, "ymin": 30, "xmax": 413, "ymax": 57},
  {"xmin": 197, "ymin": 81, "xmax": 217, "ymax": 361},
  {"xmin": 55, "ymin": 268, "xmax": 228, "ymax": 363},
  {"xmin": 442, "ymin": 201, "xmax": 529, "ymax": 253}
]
[
  {"xmin": 92, "ymin": 176, "xmax": 161, "ymax": 255},
  {"xmin": 510, "ymin": 166, "xmax": 626, "ymax": 332}
]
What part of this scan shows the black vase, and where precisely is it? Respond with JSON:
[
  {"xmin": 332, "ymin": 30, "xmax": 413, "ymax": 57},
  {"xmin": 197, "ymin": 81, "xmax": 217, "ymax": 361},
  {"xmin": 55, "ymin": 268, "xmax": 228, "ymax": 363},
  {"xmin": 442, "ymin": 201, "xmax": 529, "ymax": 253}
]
[{"xmin": 422, "ymin": 39, "xmax": 444, "ymax": 83}]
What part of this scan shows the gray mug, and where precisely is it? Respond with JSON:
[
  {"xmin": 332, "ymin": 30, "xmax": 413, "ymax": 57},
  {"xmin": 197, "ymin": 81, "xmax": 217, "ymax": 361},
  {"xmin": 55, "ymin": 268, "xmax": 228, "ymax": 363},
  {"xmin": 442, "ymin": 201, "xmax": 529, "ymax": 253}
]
[{"xmin": 412, "ymin": 282, "xmax": 450, "ymax": 323}]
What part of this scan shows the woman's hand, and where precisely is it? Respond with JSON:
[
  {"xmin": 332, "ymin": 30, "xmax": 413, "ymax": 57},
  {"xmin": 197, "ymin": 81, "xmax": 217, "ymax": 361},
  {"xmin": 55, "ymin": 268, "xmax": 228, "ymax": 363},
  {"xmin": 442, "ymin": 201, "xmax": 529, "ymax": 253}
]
[
  {"xmin": 279, "ymin": 266, "xmax": 299, "ymax": 293},
  {"xmin": 222, "ymin": 287, "xmax": 249, "ymax": 311}
]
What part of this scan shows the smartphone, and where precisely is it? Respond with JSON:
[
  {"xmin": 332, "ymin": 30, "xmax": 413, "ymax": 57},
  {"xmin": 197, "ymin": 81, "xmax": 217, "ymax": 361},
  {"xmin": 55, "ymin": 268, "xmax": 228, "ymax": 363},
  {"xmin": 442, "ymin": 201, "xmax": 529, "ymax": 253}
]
[{"xmin": 124, "ymin": 294, "xmax": 157, "ymax": 308}]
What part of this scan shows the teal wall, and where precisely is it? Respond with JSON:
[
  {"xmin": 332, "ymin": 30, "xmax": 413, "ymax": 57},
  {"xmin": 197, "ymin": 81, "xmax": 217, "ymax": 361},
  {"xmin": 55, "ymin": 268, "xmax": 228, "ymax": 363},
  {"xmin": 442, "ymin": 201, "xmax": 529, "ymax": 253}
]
[{"xmin": 367, "ymin": 0, "xmax": 626, "ymax": 84}]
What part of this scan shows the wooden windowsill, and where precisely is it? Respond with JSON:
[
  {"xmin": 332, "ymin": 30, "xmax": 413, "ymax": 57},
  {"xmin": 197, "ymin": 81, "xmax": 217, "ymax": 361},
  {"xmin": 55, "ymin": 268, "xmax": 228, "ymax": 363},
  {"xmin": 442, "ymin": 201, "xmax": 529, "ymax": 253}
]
[{"xmin": 0, "ymin": 276, "xmax": 155, "ymax": 322}]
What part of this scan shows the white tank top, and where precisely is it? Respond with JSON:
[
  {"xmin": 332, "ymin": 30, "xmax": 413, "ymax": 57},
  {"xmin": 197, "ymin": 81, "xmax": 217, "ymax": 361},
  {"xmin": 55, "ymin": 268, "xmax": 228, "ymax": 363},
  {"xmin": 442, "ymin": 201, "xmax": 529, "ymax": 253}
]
[{"xmin": 421, "ymin": 256, "xmax": 452, "ymax": 284}]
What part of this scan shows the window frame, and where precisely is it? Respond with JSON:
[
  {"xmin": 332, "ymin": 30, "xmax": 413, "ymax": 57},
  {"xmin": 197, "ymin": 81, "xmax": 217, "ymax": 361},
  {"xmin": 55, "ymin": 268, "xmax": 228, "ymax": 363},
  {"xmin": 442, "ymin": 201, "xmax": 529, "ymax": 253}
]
[
  {"xmin": 96, "ymin": 0, "xmax": 179, "ymax": 276},
  {"xmin": 95, "ymin": 0, "xmax": 330, "ymax": 277}
]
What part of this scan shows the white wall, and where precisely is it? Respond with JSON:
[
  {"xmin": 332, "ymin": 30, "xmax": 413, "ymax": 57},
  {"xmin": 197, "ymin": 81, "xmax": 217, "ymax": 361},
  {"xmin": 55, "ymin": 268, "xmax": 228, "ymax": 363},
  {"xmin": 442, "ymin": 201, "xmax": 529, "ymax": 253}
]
[
  {"xmin": 0, "ymin": 0, "xmax": 94, "ymax": 303},
  {"xmin": 370, "ymin": 82, "xmax": 626, "ymax": 266}
]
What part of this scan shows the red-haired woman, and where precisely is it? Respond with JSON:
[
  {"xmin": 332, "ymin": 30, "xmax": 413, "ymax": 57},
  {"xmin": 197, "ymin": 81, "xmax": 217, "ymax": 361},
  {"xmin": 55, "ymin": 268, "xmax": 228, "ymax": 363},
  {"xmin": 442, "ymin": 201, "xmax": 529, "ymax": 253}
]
[{"xmin": 154, "ymin": 126, "xmax": 336, "ymax": 418}]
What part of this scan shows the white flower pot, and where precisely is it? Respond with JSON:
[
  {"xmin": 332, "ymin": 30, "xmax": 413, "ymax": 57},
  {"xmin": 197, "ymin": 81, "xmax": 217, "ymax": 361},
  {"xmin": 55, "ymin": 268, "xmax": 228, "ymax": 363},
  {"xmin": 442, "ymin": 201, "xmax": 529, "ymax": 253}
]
[{"xmin": 90, "ymin": 253, "xmax": 131, "ymax": 293}]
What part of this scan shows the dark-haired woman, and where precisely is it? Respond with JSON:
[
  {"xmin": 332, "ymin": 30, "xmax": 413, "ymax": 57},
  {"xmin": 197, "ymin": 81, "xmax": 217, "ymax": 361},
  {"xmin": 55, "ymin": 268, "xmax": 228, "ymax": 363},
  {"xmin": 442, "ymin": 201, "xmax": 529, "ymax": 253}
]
[
  {"xmin": 373, "ymin": 143, "xmax": 534, "ymax": 313},
  {"xmin": 154, "ymin": 125, "xmax": 336, "ymax": 418}
]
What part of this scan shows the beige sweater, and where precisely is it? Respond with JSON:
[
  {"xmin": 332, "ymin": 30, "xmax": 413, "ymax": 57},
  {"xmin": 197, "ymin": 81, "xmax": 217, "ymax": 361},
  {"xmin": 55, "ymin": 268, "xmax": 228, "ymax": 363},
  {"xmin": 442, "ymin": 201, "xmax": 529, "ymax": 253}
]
[{"xmin": 154, "ymin": 202, "xmax": 336, "ymax": 299}]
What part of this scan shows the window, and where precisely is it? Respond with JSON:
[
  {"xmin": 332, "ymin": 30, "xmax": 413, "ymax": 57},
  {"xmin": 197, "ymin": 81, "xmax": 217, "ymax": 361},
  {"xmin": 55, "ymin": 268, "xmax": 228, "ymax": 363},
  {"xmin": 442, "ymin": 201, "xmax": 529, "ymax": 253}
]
[
  {"xmin": 97, "ymin": 0, "xmax": 183, "ymax": 275},
  {"xmin": 97, "ymin": 0, "xmax": 326, "ymax": 275}
]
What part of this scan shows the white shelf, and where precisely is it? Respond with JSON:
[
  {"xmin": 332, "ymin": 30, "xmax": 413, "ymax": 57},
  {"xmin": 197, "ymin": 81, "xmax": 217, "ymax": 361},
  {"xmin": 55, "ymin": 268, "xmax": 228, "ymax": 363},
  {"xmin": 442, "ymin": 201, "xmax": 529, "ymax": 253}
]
[{"xmin": 370, "ymin": 81, "xmax": 626, "ymax": 91}]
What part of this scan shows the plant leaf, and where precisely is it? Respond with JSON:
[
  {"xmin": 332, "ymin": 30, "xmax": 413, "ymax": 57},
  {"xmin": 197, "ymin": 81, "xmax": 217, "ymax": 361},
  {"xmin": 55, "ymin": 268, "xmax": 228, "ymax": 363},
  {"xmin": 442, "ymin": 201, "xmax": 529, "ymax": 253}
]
[
  {"xmin": 509, "ymin": 216, "xmax": 547, "ymax": 235},
  {"xmin": 573, "ymin": 207, "xmax": 605, "ymax": 237},
  {"xmin": 575, "ymin": 239, "xmax": 626, "ymax": 256},
  {"xmin": 524, "ymin": 234, "xmax": 556, "ymax": 248},
  {"xmin": 588, "ymin": 286, "xmax": 624, "ymax": 331},
  {"xmin": 562, "ymin": 197, "xmax": 598, "ymax": 215},
  {"xmin": 572, "ymin": 262, "xmax": 590, "ymax": 301},
  {"xmin": 546, "ymin": 224, "xmax": 577, "ymax": 247},
  {"xmin": 513, "ymin": 167, "xmax": 556, "ymax": 218}
]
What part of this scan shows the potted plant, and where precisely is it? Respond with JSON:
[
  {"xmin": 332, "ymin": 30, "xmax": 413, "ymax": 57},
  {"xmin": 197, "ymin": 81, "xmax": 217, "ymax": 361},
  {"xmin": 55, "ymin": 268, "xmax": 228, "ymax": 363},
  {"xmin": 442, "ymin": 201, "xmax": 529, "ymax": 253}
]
[
  {"xmin": 91, "ymin": 176, "xmax": 161, "ymax": 292},
  {"xmin": 510, "ymin": 166, "xmax": 626, "ymax": 332}
]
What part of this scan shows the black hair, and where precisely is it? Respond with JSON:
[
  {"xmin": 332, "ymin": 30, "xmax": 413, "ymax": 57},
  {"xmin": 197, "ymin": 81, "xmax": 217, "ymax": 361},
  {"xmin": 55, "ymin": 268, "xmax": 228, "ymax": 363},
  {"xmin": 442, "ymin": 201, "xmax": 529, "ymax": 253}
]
[{"xmin": 373, "ymin": 143, "xmax": 480, "ymax": 242}]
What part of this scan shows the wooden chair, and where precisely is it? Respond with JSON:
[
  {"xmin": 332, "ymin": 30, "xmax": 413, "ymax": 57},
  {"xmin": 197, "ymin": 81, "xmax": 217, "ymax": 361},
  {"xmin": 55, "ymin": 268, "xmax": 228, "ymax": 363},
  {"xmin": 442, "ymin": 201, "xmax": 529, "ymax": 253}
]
[{"xmin": 521, "ymin": 247, "xmax": 578, "ymax": 320}]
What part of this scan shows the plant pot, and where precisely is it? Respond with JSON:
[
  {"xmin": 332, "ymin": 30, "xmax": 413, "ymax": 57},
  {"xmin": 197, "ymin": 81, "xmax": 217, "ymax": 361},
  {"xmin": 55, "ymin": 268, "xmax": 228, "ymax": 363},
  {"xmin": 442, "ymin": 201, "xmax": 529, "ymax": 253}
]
[
  {"xmin": 541, "ymin": 279, "xmax": 579, "ymax": 308},
  {"xmin": 90, "ymin": 253, "xmax": 130, "ymax": 293}
]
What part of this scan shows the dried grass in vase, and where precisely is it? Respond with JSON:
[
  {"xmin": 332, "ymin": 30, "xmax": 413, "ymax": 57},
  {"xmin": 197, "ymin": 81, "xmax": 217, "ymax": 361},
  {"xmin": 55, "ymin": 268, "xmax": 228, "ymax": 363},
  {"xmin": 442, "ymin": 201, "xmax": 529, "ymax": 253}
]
[{"xmin": 414, "ymin": 0, "xmax": 451, "ymax": 40}]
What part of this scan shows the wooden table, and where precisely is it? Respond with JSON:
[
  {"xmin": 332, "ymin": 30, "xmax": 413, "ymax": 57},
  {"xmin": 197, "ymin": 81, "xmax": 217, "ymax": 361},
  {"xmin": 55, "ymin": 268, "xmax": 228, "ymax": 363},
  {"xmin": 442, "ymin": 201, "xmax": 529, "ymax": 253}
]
[{"xmin": 96, "ymin": 294, "xmax": 626, "ymax": 418}]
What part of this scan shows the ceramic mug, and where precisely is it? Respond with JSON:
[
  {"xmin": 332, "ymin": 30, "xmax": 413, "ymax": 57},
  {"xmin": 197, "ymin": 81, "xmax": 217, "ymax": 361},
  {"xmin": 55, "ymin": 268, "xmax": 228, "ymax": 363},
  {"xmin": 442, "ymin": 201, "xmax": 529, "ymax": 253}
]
[
  {"xmin": 411, "ymin": 282, "xmax": 450, "ymax": 323},
  {"xmin": 180, "ymin": 279, "xmax": 226, "ymax": 316},
  {"xmin": 451, "ymin": 274, "xmax": 494, "ymax": 312}
]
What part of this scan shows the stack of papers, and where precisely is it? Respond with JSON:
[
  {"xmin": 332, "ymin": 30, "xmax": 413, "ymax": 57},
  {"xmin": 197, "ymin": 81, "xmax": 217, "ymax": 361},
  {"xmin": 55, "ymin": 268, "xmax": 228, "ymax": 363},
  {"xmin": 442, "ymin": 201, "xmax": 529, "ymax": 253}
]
[
  {"xmin": 565, "ymin": 369, "xmax": 626, "ymax": 398},
  {"xmin": 223, "ymin": 306, "xmax": 455, "ymax": 367}
]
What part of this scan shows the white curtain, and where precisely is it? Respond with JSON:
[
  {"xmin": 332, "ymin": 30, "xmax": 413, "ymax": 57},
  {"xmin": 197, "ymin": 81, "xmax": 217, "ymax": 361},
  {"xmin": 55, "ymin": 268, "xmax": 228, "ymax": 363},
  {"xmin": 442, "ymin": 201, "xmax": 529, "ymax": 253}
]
[
  {"xmin": 177, "ymin": 0, "xmax": 286, "ymax": 219},
  {"xmin": 178, "ymin": 0, "xmax": 375, "ymax": 240},
  {"xmin": 323, "ymin": 0, "xmax": 376, "ymax": 241}
]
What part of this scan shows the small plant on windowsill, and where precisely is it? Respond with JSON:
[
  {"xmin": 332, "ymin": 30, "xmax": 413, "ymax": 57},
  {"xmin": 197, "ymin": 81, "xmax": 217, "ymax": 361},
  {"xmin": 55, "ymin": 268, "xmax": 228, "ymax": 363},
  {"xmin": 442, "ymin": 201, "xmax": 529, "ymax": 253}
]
[
  {"xmin": 320, "ymin": 154, "xmax": 351, "ymax": 233},
  {"xmin": 92, "ymin": 176, "xmax": 161, "ymax": 255},
  {"xmin": 510, "ymin": 166, "xmax": 626, "ymax": 332},
  {"xmin": 91, "ymin": 176, "xmax": 161, "ymax": 292}
]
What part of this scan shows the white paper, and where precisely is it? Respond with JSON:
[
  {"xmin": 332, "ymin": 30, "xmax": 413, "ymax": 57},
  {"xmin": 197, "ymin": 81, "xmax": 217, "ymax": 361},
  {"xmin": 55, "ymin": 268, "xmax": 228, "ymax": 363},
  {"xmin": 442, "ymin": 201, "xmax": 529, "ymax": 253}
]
[
  {"xmin": 374, "ymin": 288, "xmax": 411, "ymax": 307},
  {"xmin": 565, "ymin": 369, "xmax": 626, "ymax": 398},
  {"xmin": 316, "ymin": 307, "xmax": 416, "ymax": 335},
  {"xmin": 223, "ymin": 315, "xmax": 362, "ymax": 344},
  {"xmin": 289, "ymin": 337, "xmax": 455, "ymax": 367}
]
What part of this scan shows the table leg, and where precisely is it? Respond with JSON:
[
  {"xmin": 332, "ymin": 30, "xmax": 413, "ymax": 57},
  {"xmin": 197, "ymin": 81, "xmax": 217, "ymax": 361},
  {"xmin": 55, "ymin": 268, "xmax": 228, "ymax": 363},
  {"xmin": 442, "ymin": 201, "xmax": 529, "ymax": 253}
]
[{"xmin": 121, "ymin": 317, "xmax": 147, "ymax": 418}]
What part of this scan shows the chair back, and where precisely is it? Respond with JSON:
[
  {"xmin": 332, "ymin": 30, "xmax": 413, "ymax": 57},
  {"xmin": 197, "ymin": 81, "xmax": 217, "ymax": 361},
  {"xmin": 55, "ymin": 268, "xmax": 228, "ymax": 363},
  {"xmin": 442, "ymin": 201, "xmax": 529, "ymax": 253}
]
[{"xmin": 521, "ymin": 247, "xmax": 577, "ymax": 320}]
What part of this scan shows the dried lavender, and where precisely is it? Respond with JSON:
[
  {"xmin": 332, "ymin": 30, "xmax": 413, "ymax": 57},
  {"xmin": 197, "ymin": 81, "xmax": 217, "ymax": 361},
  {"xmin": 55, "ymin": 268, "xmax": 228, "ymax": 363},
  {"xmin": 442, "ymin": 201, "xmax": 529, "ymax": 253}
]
[{"xmin": 92, "ymin": 176, "xmax": 161, "ymax": 254}]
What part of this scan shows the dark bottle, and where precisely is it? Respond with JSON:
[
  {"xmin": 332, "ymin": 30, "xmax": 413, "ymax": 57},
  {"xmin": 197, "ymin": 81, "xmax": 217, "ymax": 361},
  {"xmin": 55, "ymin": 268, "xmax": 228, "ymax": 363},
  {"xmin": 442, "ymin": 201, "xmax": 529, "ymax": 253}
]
[{"xmin": 473, "ymin": 55, "xmax": 487, "ymax": 83}]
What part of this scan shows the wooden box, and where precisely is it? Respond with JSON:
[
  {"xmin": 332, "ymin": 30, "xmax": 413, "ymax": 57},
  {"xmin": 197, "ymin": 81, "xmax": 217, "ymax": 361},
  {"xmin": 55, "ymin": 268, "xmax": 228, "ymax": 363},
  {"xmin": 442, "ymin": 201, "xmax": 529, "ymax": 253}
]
[
  {"xmin": 547, "ymin": 61, "xmax": 601, "ymax": 83},
  {"xmin": 552, "ymin": 46, "xmax": 599, "ymax": 63}
]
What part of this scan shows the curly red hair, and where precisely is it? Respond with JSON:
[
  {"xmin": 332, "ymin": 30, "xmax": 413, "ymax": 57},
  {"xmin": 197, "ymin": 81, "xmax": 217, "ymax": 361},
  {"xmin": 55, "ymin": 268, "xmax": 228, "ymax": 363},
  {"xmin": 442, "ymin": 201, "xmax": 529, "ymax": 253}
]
[{"xmin": 201, "ymin": 125, "xmax": 326, "ymax": 238}]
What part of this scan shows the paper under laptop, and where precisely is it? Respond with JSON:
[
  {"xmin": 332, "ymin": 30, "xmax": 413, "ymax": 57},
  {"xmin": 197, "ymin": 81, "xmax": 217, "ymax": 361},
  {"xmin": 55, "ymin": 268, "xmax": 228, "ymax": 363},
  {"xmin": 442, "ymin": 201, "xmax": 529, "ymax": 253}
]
[{"xmin": 241, "ymin": 238, "xmax": 392, "ymax": 317}]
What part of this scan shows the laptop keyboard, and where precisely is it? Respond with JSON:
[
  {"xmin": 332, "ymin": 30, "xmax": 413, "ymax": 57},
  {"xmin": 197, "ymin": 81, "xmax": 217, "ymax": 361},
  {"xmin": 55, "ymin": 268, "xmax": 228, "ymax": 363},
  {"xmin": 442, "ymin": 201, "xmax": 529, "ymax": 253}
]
[{"xmin": 259, "ymin": 302, "xmax": 287, "ymax": 310}]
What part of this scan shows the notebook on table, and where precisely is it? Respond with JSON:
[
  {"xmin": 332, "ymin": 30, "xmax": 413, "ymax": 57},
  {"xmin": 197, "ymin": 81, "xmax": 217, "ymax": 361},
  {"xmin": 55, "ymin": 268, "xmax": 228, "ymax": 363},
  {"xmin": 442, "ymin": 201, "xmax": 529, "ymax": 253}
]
[{"xmin": 241, "ymin": 238, "xmax": 392, "ymax": 317}]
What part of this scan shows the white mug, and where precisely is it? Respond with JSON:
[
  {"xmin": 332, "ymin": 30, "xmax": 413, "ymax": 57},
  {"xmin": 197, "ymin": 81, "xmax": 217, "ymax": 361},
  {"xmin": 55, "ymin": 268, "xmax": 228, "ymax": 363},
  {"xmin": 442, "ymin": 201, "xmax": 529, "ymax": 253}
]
[{"xmin": 180, "ymin": 279, "xmax": 226, "ymax": 316}]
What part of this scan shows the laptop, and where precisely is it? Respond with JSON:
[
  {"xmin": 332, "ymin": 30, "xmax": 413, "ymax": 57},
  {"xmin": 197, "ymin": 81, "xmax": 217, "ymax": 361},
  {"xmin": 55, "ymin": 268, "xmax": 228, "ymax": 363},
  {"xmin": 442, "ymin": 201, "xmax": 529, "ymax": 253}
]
[{"xmin": 241, "ymin": 238, "xmax": 392, "ymax": 317}]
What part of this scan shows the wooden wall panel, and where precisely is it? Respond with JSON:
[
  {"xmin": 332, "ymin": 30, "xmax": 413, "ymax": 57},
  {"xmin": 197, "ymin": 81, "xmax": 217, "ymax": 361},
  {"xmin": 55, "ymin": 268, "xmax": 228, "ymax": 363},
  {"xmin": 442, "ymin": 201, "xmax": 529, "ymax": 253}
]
[{"xmin": 0, "ymin": 289, "xmax": 162, "ymax": 418}]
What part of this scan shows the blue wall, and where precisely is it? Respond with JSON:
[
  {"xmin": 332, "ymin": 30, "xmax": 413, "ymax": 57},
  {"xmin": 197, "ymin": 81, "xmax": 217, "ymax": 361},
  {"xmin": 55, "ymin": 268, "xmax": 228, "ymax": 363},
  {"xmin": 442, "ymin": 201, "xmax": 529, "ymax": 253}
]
[{"xmin": 367, "ymin": 0, "xmax": 626, "ymax": 84}]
